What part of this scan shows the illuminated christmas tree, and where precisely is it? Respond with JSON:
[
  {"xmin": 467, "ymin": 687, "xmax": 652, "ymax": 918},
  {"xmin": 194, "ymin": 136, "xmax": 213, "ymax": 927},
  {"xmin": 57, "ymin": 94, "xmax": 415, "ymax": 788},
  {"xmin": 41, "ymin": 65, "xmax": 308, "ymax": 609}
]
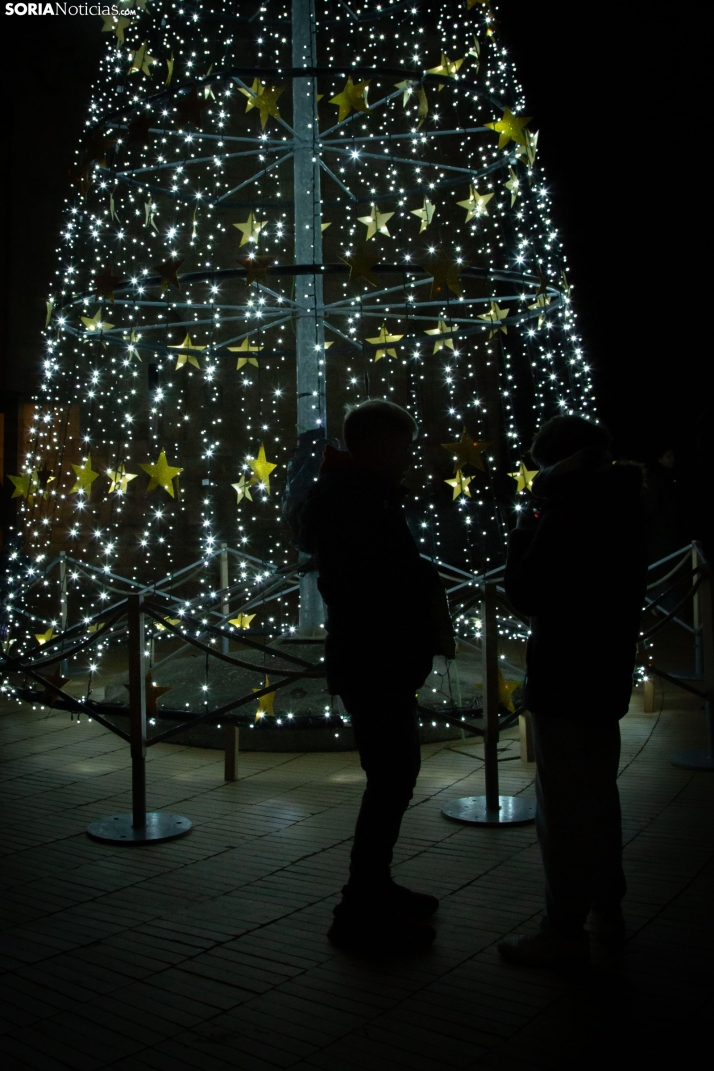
[{"xmin": 7, "ymin": 0, "xmax": 593, "ymax": 657}]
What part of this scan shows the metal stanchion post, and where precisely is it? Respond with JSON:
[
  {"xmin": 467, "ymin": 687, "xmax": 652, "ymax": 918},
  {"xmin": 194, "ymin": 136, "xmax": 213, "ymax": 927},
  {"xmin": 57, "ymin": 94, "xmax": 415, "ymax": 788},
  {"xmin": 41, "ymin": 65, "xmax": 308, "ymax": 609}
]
[
  {"xmin": 224, "ymin": 721, "xmax": 239, "ymax": 782},
  {"xmin": 87, "ymin": 594, "xmax": 193, "ymax": 842},
  {"xmin": 220, "ymin": 543, "xmax": 229, "ymax": 655},
  {"xmin": 129, "ymin": 595, "xmax": 148, "ymax": 830},
  {"xmin": 441, "ymin": 581, "xmax": 536, "ymax": 825},
  {"xmin": 671, "ymin": 550, "xmax": 714, "ymax": 771}
]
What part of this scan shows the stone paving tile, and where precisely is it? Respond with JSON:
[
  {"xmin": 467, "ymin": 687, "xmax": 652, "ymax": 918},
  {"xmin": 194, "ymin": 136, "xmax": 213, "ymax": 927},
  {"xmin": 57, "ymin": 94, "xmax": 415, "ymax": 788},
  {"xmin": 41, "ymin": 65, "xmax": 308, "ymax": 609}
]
[{"xmin": 0, "ymin": 683, "xmax": 711, "ymax": 1070}]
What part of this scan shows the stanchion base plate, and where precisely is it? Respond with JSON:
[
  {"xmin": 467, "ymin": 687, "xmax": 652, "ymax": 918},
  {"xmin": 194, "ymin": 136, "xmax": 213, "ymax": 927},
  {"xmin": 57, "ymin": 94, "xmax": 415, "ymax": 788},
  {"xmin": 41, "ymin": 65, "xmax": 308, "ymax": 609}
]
[
  {"xmin": 442, "ymin": 795, "xmax": 536, "ymax": 826},
  {"xmin": 670, "ymin": 750, "xmax": 714, "ymax": 771},
  {"xmin": 87, "ymin": 812, "xmax": 192, "ymax": 843}
]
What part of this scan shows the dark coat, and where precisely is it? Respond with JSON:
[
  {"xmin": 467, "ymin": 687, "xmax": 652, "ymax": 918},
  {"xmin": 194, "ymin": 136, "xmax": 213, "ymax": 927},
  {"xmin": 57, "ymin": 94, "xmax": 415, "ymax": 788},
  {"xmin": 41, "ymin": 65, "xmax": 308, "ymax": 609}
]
[
  {"xmin": 505, "ymin": 462, "xmax": 647, "ymax": 718},
  {"xmin": 300, "ymin": 452, "xmax": 449, "ymax": 694},
  {"xmin": 642, "ymin": 462, "xmax": 688, "ymax": 565}
]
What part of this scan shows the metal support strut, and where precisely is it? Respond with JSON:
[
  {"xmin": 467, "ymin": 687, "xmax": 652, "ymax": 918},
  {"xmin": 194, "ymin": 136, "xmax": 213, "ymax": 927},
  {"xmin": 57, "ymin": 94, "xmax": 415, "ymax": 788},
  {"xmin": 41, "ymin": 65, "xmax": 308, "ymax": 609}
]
[
  {"xmin": 87, "ymin": 594, "xmax": 193, "ymax": 843},
  {"xmin": 441, "ymin": 581, "xmax": 536, "ymax": 826},
  {"xmin": 671, "ymin": 551, "xmax": 714, "ymax": 771}
]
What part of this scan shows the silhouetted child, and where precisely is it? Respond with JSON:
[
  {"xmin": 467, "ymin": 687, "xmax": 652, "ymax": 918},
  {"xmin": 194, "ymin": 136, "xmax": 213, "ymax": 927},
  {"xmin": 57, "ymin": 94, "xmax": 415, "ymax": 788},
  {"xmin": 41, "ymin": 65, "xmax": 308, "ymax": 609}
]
[{"xmin": 300, "ymin": 399, "xmax": 454, "ymax": 952}]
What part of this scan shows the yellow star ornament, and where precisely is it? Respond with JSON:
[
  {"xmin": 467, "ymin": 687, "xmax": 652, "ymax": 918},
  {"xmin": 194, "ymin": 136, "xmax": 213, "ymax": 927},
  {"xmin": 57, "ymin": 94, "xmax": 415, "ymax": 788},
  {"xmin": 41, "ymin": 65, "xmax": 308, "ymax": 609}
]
[
  {"xmin": 101, "ymin": 14, "xmax": 131, "ymax": 44},
  {"xmin": 485, "ymin": 106, "xmax": 532, "ymax": 149},
  {"xmin": 9, "ymin": 470, "xmax": 39, "ymax": 500},
  {"xmin": 247, "ymin": 444, "xmax": 277, "ymax": 494},
  {"xmin": 358, "ymin": 204, "xmax": 394, "ymax": 241},
  {"xmin": 411, "ymin": 197, "xmax": 435, "ymax": 233},
  {"xmin": 81, "ymin": 309, "xmax": 114, "ymax": 333},
  {"xmin": 498, "ymin": 667, "xmax": 520, "ymax": 713},
  {"xmin": 395, "ymin": 80, "xmax": 428, "ymax": 120},
  {"xmin": 123, "ymin": 330, "xmax": 142, "ymax": 360},
  {"xmin": 229, "ymin": 613, "xmax": 256, "ymax": 629},
  {"xmin": 515, "ymin": 128, "xmax": 539, "ymax": 167},
  {"xmin": 366, "ymin": 322, "xmax": 404, "ymax": 361},
  {"xmin": 253, "ymin": 677, "xmax": 276, "ymax": 720},
  {"xmin": 239, "ymin": 79, "xmax": 284, "ymax": 129},
  {"xmin": 140, "ymin": 451, "xmax": 183, "ymax": 498},
  {"xmin": 341, "ymin": 245, "xmax": 380, "ymax": 287},
  {"xmin": 142, "ymin": 672, "xmax": 171, "ymax": 717},
  {"xmin": 107, "ymin": 464, "xmax": 138, "ymax": 494},
  {"xmin": 71, "ymin": 455, "xmax": 100, "ymax": 496},
  {"xmin": 457, "ymin": 184, "xmax": 493, "ymax": 222},
  {"xmin": 129, "ymin": 41, "xmax": 156, "ymax": 77},
  {"xmin": 441, "ymin": 430, "xmax": 490, "ymax": 473},
  {"xmin": 528, "ymin": 291, "xmax": 551, "ymax": 329},
  {"xmin": 426, "ymin": 52, "xmax": 464, "ymax": 87},
  {"xmin": 231, "ymin": 474, "xmax": 254, "ymax": 504},
  {"xmin": 35, "ymin": 627, "xmax": 55, "ymax": 646},
  {"xmin": 329, "ymin": 76, "xmax": 370, "ymax": 123},
  {"xmin": 425, "ymin": 319, "xmax": 458, "ymax": 353},
  {"xmin": 445, "ymin": 470, "xmax": 473, "ymax": 500},
  {"xmin": 509, "ymin": 461, "xmax": 538, "ymax": 493},
  {"xmin": 478, "ymin": 301, "xmax": 509, "ymax": 337},
  {"xmin": 421, "ymin": 249, "xmax": 463, "ymax": 298},
  {"xmin": 229, "ymin": 337, "xmax": 263, "ymax": 369},
  {"xmin": 504, "ymin": 167, "xmax": 520, "ymax": 206},
  {"xmin": 167, "ymin": 333, "xmax": 205, "ymax": 370},
  {"xmin": 233, "ymin": 212, "xmax": 268, "ymax": 247}
]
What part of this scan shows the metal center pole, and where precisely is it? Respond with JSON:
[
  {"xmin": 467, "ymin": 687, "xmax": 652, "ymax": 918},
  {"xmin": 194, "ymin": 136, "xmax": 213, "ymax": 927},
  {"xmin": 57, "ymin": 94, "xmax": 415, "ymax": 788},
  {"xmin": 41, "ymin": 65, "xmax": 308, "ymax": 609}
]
[{"xmin": 293, "ymin": 0, "xmax": 326, "ymax": 635}]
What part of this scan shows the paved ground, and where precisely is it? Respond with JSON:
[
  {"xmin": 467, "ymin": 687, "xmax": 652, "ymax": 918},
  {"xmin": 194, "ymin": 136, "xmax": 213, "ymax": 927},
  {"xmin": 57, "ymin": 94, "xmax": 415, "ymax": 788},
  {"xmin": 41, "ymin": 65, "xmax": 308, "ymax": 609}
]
[{"xmin": 0, "ymin": 681, "xmax": 711, "ymax": 1070}]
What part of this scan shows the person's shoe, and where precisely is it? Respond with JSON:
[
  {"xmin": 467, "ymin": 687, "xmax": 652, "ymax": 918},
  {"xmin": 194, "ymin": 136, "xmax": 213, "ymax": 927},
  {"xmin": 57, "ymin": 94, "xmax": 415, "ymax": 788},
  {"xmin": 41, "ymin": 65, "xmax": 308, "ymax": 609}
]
[
  {"xmin": 381, "ymin": 882, "xmax": 439, "ymax": 920},
  {"xmin": 586, "ymin": 908, "xmax": 626, "ymax": 946},
  {"xmin": 339, "ymin": 881, "xmax": 439, "ymax": 920},
  {"xmin": 498, "ymin": 923, "xmax": 589, "ymax": 968},
  {"xmin": 327, "ymin": 914, "xmax": 435, "ymax": 954}
]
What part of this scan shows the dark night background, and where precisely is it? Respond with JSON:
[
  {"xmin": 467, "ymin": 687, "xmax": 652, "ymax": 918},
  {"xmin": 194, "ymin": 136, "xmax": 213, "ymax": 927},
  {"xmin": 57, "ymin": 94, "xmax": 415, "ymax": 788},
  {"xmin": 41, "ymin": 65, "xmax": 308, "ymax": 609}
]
[{"xmin": 1, "ymin": 2, "xmax": 709, "ymax": 532}]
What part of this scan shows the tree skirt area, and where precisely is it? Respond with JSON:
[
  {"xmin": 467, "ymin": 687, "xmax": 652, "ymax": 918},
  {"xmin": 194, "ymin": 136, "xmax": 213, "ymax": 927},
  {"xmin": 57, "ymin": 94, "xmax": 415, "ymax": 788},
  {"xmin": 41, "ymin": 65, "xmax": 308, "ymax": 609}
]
[{"xmin": 99, "ymin": 641, "xmax": 524, "ymax": 751}]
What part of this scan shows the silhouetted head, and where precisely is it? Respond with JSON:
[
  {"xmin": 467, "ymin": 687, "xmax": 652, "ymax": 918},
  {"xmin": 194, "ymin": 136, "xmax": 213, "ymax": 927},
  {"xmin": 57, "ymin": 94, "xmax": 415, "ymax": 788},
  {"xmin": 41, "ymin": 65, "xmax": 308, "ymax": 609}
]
[
  {"xmin": 530, "ymin": 414, "xmax": 611, "ymax": 467},
  {"xmin": 343, "ymin": 399, "xmax": 418, "ymax": 482}
]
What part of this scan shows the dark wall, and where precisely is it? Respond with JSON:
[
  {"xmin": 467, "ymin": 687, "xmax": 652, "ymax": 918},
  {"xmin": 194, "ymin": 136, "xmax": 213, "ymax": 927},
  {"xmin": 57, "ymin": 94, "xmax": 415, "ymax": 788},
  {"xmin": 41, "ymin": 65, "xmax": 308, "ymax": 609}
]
[
  {"xmin": 501, "ymin": 0, "xmax": 709, "ymax": 460},
  {"xmin": 0, "ymin": 14, "xmax": 103, "ymax": 525}
]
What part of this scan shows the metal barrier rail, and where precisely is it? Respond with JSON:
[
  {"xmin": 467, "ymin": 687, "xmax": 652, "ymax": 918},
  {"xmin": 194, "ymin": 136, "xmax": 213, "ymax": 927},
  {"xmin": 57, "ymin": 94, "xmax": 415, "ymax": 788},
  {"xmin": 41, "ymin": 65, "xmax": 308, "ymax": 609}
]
[
  {"xmin": 3, "ymin": 541, "xmax": 712, "ymax": 846},
  {"xmin": 638, "ymin": 543, "xmax": 713, "ymax": 771}
]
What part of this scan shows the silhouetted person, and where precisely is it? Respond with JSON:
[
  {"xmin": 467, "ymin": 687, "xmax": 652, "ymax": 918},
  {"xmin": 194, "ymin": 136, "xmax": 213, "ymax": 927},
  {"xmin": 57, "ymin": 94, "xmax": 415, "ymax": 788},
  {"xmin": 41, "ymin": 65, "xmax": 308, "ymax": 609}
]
[
  {"xmin": 642, "ymin": 445, "xmax": 688, "ymax": 565},
  {"xmin": 300, "ymin": 399, "xmax": 454, "ymax": 952},
  {"xmin": 500, "ymin": 415, "xmax": 646, "ymax": 967},
  {"xmin": 695, "ymin": 406, "xmax": 713, "ymax": 563}
]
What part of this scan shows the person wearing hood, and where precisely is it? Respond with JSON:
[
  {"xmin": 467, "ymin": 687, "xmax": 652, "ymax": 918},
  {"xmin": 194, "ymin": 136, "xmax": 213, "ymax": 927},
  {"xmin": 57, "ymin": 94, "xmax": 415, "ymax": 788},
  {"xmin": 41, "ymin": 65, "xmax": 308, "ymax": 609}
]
[
  {"xmin": 300, "ymin": 399, "xmax": 454, "ymax": 952},
  {"xmin": 499, "ymin": 415, "xmax": 646, "ymax": 968}
]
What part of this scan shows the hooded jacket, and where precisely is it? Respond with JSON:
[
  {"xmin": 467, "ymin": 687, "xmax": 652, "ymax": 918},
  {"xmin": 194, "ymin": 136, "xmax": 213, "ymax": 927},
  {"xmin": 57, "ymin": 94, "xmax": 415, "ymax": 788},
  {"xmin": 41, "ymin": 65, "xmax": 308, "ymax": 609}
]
[
  {"xmin": 505, "ymin": 460, "xmax": 646, "ymax": 717},
  {"xmin": 300, "ymin": 448, "xmax": 449, "ymax": 694}
]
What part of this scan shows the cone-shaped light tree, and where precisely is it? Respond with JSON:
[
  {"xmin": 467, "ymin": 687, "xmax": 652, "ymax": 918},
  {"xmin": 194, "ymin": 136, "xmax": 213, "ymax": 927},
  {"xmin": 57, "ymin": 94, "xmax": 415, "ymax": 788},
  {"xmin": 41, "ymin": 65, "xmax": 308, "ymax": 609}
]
[{"xmin": 8, "ymin": 0, "xmax": 593, "ymax": 650}]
